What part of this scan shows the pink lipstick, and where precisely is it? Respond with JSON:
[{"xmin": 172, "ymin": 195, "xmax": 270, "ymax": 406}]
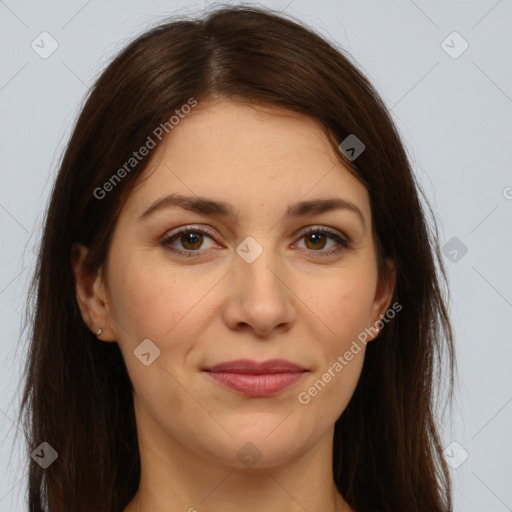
[{"xmin": 203, "ymin": 359, "xmax": 307, "ymax": 397}]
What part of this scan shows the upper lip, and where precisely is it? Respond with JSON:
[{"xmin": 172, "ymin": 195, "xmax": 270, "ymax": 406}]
[{"xmin": 203, "ymin": 359, "xmax": 307, "ymax": 374}]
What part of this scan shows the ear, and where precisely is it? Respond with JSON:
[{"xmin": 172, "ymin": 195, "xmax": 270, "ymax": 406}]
[
  {"xmin": 368, "ymin": 258, "xmax": 397, "ymax": 340},
  {"xmin": 71, "ymin": 243, "xmax": 116, "ymax": 342}
]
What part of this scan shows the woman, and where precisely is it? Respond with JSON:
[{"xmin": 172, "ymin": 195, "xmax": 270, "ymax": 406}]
[{"xmin": 18, "ymin": 5, "xmax": 455, "ymax": 512}]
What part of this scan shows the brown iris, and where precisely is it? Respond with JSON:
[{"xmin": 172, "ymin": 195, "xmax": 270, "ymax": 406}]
[
  {"xmin": 304, "ymin": 232, "xmax": 327, "ymax": 250},
  {"xmin": 180, "ymin": 231, "xmax": 204, "ymax": 250}
]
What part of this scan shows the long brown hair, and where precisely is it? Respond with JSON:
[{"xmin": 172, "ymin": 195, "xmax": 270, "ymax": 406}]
[{"xmin": 17, "ymin": 4, "xmax": 455, "ymax": 511}]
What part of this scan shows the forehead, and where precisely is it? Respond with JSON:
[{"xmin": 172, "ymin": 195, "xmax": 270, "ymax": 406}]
[{"xmin": 122, "ymin": 99, "xmax": 371, "ymax": 224}]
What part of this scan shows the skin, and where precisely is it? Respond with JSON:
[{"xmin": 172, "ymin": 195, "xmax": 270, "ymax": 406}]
[{"xmin": 72, "ymin": 99, "xmax": 395, "ymax": 512}]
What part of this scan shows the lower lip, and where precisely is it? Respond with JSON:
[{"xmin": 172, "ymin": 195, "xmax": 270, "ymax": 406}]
[{"xmin": 205, "ymin": 371, "xmax": 306, "ymax": 397}]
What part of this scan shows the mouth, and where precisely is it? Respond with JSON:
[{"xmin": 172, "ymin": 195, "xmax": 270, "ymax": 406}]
[{"xmin": 202, "ymin": 359, "xmax": 308, "ymax": 397}]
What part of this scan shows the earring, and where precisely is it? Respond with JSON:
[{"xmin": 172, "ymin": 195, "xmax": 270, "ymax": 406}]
[{"xmin": 96, "ymin": 328, "xmax": 102, "ymax": 336}]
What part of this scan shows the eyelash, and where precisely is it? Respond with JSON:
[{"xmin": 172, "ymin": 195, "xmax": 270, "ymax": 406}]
[{"xmin": 161, "ymin": 225, "xmax": 350, "ymax": 259}]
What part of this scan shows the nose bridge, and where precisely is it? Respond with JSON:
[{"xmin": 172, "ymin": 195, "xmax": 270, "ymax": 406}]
[
  {"xmin": 226, "ymin": 233, "xmax": 294, "ymax": 334},
  {"xmin": 234, "ymin": 234, "xmax": 283, "ymax": 296}
]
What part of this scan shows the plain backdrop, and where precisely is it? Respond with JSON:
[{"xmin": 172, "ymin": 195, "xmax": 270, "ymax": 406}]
[{"xmin": 1, "ymin": 1, "xmax": 511, "ymax": 510}]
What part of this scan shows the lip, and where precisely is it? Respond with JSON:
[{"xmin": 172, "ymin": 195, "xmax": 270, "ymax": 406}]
[
  {"xmin": 202, "ymin": 359, "xmax": 308, "ymax": 397},
  {"xmin": 203, "ymin": 358, "xmax": 306, "ymax": 374}
]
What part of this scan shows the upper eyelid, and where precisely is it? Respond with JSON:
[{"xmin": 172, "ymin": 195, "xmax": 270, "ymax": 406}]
[{"xmin": 162, "ymin": 225, "xmax": 218, "ymax": 242}]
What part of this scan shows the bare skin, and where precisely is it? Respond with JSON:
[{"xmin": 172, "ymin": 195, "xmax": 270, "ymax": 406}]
[{"xmin": 72, "ymin": 98, "xmax": 395, "ymax": 512}]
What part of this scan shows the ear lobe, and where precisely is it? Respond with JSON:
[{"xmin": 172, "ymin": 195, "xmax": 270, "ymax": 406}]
[{"xmin": 71, "ymin": 243, "xmax": 114, "ymax": 340}]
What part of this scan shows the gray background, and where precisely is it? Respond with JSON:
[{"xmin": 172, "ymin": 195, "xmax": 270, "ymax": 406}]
[{"xmin": 1, "ymin": 0, "xmax": 511, "ymax": 510}]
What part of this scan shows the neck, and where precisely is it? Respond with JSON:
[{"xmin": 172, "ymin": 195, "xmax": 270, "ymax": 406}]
[{"xmin": 124, "ymin": 417, "xmax": 353, "ymax": 512}]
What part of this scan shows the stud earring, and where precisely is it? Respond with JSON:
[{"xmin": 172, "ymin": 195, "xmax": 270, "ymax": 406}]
[{"xmin": 96, "ymin": 328, "xmax": 102, "ymax": 336}]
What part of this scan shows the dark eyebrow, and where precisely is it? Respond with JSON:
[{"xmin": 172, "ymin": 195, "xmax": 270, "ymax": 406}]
[{"xmin": 138, "ymin": 193, "xmax": 366, "ymax": 231}]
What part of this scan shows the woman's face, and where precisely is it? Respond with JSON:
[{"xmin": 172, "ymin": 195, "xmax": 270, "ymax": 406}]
[{"xmin": 85, "ymin": 99, "xmax": 394, "ymax": 469}]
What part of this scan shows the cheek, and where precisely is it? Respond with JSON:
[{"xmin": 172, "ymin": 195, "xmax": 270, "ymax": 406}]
[
  {"xmin": 293, "ymin": 264, "xmax": 375, "ymax": 413},
  {"xmin": 107, "ymin": 258, "xmax": 206, "ymax": 414},
  {"xmin": 109, "ymin": 256, "xmax": 216, "ymax": 341},
  {"xmin": 299, "ymin": 350, "xmax": 365, "ymax": 426},
  {"xmin": 304, "ymin": 267, "xmax": 377, "ymax": 345},
  {"xmin": 297, "ymin": 278, "xmax": 370, "ymax": 418}
]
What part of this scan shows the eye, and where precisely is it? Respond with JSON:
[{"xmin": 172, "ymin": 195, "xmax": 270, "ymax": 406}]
[
  {"xmin": 161, "ymin": 226, "xmax": 219, "ymax": 258},
  {"xmin": 292, "ymin": 226, "xmax": 350, "ymax": 258},
  {"xmin": 161, "ymin": 225, "xmax": 351, "ymax": 258}
]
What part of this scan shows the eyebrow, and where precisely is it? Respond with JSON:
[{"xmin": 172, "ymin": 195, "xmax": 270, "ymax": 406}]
[{"xmin": 138, "ymin": 193, "xmax": 366, "ymax": 231}]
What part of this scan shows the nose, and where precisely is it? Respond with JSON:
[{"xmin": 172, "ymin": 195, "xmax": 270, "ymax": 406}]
[{"xmin": 222, "ymin": 240, "xmax": 296, "ymax": 338}]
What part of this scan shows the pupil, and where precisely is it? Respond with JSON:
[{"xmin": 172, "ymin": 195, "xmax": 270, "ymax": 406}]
[
  {"xmin": 308, "ymin": 233, "xmax": 325, "ymax": 249},
  {"xmin": 183, "ymin": 232, "xmax": 201, "ymax": 249}
]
